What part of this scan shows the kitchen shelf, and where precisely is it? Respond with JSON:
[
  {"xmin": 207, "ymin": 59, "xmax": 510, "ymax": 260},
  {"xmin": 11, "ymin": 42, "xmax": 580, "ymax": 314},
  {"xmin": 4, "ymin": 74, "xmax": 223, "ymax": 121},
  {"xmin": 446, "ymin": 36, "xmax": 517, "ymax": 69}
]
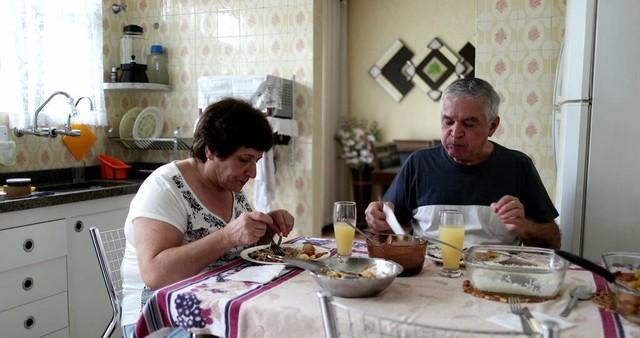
[
  {"xmin": 110, "ymin": 137, "xmax": 193, "ymax": 151},
  {"xmin": 103, "ymin": 83, "xmax": 172, "ymax": 91}
]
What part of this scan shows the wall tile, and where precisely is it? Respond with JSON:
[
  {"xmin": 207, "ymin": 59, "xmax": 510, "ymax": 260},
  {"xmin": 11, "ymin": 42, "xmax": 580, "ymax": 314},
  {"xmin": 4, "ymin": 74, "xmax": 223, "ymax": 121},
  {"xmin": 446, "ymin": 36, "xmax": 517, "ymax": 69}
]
[{"xmin": 478, "ymin": 0, "xmax": 565, "ymax": 195}]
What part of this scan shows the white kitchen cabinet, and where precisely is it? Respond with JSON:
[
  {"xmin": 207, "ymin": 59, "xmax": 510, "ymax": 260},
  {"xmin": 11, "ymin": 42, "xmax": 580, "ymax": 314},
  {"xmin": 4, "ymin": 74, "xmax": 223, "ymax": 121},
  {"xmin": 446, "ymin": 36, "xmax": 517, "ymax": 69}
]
[
  {"xmin": 0, "ymin": 193, "xmax": 134, "ymax": 338},
  {"xmin": 0, "ymin": 292, "xmax": 69, "ymax": 338},
  {"xmin": 0, "ymin": 257, "xmax": 67, "ymax": 312},
  {"xmin": 67, "ymin": 204, "xmax": 131, "ymax": 338},
  {"xmin": 0, "ymin": 219, "xmax": 69, "ymax": 337}
]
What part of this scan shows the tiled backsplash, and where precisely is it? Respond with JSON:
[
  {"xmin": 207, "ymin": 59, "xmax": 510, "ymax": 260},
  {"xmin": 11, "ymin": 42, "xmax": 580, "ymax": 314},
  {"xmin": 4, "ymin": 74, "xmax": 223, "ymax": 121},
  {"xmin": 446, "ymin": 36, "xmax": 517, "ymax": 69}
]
[{"xmin": 476, "ymin": 0, "xmax": 565, "ymax": 197}]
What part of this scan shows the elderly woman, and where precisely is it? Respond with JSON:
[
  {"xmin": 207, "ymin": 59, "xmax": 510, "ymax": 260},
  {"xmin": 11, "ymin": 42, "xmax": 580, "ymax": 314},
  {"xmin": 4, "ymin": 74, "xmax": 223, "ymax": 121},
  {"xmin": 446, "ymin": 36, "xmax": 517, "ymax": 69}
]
[{"xmin": 120, "ymin": 98, "xmax": 294, "ymax": 337}]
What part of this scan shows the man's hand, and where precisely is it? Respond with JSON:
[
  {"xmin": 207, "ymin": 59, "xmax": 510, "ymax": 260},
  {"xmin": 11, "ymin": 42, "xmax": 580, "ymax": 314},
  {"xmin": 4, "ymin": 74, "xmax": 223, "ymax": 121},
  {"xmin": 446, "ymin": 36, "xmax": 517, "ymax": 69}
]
[
  {"xmin": 491, "ymin": 195, "xmax": 561, "ymax": 249},
  {"xmin": 490, "ymin": 195, "xmax": 526, "ymax": 234},
  {"xmin": 365, "ymin": 201, "xmax": 392, "ymax": 232}
]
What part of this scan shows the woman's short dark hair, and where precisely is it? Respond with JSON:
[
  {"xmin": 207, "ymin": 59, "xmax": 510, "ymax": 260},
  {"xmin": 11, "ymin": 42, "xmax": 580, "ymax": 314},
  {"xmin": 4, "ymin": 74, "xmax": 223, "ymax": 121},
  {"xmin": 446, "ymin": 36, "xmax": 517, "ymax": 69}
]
[{"xmin": 191, "ymin": 98, "xmax": 273, "ymax": 161}]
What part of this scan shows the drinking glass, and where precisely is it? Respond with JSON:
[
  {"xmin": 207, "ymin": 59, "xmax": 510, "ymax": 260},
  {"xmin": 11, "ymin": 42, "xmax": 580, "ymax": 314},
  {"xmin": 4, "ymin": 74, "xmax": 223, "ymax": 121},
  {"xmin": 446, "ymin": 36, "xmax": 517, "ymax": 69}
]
[
  {"xmin": 439, "ymin": 209, "xmax": 465, "ymax": 278},
  {"xmin": 333, "ymin": 201, "xmax": 357, "ymax": 257}
]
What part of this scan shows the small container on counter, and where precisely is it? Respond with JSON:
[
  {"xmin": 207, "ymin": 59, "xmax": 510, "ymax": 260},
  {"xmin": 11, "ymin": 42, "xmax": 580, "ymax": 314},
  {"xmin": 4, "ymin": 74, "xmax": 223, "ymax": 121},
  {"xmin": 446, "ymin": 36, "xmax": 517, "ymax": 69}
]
[{"xmin": 4, "ymin": 178, "xmax": 32, "ymax": 198}]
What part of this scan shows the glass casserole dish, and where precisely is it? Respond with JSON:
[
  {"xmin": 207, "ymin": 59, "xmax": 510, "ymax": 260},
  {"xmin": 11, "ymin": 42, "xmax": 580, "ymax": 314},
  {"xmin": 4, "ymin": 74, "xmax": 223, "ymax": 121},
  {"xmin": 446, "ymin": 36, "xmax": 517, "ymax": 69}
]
[
  {"xmin": 601, "ymin": 252, "xmax": 640, "ymax": 324},
  {"xmin": 464, "ymin": 245, "xmax": 569, "ymax": 297}
]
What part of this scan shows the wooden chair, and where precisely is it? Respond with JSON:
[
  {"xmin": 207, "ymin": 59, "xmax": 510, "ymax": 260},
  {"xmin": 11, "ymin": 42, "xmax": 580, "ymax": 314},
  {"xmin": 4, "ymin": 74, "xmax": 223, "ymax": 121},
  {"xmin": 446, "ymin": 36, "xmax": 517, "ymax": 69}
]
[{"xmin": 371, "ymin": 142, "xmax": 402, "ymax": 199}]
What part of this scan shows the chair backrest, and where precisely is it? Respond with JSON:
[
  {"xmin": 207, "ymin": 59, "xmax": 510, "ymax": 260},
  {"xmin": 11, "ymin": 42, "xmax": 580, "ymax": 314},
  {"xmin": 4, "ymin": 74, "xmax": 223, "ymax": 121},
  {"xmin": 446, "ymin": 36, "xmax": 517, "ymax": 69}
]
[
  {"xmin": 373, "ymin": 142, "xmax": 401, "ymax": 169},
  {"xmin": 90, "ymin": 226, "xmax": 127, "ymax": 338},
  {"xmin": 317, "ymin": 292, "xmax": 528, "ymax": 338}
]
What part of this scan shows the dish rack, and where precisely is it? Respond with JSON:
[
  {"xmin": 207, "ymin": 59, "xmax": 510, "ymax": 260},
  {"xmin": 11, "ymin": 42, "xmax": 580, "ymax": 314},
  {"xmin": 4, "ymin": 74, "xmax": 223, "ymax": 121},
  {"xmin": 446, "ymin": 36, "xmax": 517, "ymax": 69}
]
[
  {"xmin": 109, "ymin": 128, "xmax": 193, "ymax": 160},
  {"xmin": 112, "ymin": 137, "xmax": 193, "ymax": 151}
]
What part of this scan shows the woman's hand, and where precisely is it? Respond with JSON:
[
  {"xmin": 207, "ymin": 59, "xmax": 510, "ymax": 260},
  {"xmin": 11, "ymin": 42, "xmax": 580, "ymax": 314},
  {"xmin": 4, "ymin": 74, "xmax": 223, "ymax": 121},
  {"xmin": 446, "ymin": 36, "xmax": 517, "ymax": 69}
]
[
  {"xmin": 225, "ymin": 211, "xmax": 273, "ymax": 246},
  {"xmin": 267, "ymin": 209, "xmax": 294, "ymax": 236}
]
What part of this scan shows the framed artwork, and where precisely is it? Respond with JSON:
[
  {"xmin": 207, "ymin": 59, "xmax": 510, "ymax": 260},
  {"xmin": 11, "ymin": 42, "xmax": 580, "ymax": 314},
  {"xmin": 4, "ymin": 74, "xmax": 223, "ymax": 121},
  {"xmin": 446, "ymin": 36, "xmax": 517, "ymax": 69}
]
[
  {"xmin": 370, "ymin": 38, "xmax": 475, "ymax": 102},
  {"xmin": 368, "ymin": 39, "xmax": 414, "ymax": 102}
]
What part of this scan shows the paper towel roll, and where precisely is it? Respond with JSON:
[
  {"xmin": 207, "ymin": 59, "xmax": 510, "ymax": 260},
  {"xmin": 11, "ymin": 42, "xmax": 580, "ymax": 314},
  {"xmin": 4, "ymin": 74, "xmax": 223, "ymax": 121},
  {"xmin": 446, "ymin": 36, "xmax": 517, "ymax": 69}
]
[{"xmin": 0, "ymin": 141, "xmax": 16, "ymax": 166}]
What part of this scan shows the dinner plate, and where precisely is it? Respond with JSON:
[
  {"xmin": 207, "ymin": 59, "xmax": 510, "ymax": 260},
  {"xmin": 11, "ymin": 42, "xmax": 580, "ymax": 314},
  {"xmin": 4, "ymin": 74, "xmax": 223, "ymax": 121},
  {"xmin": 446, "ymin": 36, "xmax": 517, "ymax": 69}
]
[
  {"xmin": 132, "ymin": 106, "xmax": 164, "ymax": 148},
  {"xmin": 241, "ymin": 243, "xmax": 331, "ymax": 265},
  {"xmin": 425, "ymin": 244, "xmax": 467, "ymax": 266},
  {"xmin": 118, "ymin": 106, "xmax": 143, "ymax": 139}
]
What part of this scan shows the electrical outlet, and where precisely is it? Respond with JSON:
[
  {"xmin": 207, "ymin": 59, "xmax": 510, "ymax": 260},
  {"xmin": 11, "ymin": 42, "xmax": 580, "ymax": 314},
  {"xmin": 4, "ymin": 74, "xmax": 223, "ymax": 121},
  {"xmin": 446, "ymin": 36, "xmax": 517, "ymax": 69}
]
[{"xmin": 0, "ymin": 125, "xmax": 9, "ymax": 142}]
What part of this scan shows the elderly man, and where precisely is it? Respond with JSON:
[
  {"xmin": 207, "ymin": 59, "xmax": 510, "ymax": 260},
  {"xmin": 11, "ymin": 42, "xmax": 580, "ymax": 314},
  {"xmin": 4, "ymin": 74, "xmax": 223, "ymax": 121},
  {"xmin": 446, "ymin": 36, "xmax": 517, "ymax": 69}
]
[{"xmin": 365, "ymin": 78, "xmax": 560, "ymax": 249}]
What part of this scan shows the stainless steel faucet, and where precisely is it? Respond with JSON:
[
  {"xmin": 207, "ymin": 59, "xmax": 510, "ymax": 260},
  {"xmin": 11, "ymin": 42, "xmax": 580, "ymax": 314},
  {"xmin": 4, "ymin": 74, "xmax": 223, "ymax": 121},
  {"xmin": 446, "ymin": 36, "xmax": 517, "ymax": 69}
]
[
  {"xmin": 13, "ymin": 91, "xmax": 82, "ymax": 137},
  {"xmin": 56, "ymin": 96, "xmax": 95, "ymax": 137}
]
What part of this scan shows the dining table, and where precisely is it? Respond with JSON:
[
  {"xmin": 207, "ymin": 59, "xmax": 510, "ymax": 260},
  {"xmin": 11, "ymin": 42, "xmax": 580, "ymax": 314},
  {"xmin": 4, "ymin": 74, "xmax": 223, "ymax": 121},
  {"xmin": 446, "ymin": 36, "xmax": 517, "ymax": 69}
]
[{"xmin": 133, "ymin": 237, "xmax": 639, "ymax": 338}]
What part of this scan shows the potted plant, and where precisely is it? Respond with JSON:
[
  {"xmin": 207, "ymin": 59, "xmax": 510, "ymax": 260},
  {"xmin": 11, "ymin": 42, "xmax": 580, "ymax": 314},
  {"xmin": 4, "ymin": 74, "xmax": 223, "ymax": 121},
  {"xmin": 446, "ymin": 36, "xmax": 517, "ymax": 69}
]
[{"xmin": 335, "ymin": 119, "xmax": 380, "ymax": 227}]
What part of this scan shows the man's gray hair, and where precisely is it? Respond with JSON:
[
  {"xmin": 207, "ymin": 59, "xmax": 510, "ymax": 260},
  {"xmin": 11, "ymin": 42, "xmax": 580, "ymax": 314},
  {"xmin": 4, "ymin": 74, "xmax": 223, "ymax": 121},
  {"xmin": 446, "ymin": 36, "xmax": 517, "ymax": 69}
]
[{"xmin": 441, "ymin": 78, "xmax": 501, "ymax": 122}]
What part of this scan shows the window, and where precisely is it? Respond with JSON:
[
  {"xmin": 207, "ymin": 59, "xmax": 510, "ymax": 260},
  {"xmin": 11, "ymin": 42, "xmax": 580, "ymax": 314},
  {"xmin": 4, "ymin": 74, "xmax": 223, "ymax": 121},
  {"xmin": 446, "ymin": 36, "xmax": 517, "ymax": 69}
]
[{"xmin": 0, "ymin": 0, "xmax": 106, "ymax": 129}]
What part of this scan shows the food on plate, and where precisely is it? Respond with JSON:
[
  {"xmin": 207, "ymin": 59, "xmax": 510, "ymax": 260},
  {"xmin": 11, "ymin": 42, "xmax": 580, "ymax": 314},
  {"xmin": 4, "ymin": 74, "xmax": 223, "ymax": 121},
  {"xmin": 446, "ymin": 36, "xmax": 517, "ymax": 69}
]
[
  {"xmin": 472, "ymin": 250, "xmax": 542, "ymax": 267},
  {"xmin": 323, "ymin": 264, "xmax": 379, "ymax": 279},
  {"xmin": 616, "ymin": 270, "xmax": 640, "ymax": 290},
  {"xmin": 302, "ymin": 243, "xmax": 315, "ymax": 256},
  {"xmin": 614, "ymin": 270, "xmax": 640, "ymax": 320},
  {"xmin": 248, "ymin": 244, "xmax": 328, "ymax": 263},
  {"xmin": 473, "ymin": 250, "xmax": 501, "ymax": 262},
  {"xmin": 469, "ymin": 269, "xmax": 563, "ymax": 297}
]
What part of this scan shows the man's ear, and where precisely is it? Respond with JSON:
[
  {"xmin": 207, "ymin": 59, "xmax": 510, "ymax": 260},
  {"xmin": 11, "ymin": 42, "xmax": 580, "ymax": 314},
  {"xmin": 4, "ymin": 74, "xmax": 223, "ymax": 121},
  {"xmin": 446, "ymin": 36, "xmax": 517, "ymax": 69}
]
[{"xmin": 488, "ymin": 116, "xmax": 500, "ymax": 137}]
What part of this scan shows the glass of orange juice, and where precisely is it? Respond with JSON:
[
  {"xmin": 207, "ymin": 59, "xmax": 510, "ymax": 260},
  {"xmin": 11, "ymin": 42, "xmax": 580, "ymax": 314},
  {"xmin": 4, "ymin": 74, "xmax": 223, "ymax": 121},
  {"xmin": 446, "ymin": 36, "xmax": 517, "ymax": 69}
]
[
  {"xmin": 439, "ymin": 209, "xmax": 465, "ymax": 278},
  {"xmin": 333, "ymin": 201, "xmax": 356, "ymax": 257}
]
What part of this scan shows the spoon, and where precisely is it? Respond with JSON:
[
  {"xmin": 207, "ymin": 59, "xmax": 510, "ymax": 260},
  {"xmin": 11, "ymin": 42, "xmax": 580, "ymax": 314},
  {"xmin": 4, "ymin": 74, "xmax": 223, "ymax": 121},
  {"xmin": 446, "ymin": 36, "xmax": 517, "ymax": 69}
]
[
  {"xmin": 560, "ymin": 285, "xmax": 593, "ymax": 317},
  {"xmin": 343, "ymin": 222, "xmax": 384, "ymax": 245}
]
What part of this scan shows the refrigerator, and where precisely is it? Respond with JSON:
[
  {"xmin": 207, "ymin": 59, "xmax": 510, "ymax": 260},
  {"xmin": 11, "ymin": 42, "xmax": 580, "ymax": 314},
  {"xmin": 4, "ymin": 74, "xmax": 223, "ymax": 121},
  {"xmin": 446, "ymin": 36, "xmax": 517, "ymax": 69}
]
[{"xmin": 554, "ymin": 0, "xmax": 640, "ymax": 261}]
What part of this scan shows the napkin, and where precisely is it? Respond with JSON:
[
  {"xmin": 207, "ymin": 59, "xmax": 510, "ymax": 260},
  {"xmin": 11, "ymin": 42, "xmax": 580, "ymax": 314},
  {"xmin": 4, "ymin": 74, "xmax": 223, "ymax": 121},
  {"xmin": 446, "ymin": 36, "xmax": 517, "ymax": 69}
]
[
  {"xmin": 487, "ymin": 311, "xmax": 574, "ymax": 332},
  {"xmin": 226, "ymin": 265, "xmax": 286, "ymax": 284},
  {"xmin": 383, "ymin": 204, "xmax": 406, "ymax": 234}
]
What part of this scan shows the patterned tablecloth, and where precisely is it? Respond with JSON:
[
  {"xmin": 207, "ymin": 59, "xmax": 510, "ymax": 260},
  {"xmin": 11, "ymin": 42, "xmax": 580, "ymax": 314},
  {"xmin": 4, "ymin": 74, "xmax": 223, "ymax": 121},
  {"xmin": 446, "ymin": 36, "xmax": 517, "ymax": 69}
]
[{"xmin": 134, "ymin": 237, "xmax": 639, "ymax": 338}]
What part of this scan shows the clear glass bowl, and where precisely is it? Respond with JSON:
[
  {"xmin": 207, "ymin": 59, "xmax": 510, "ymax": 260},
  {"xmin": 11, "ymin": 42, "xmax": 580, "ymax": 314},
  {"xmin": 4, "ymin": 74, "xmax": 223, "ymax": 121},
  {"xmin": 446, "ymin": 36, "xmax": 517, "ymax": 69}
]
[
  {"xmin": 601, "ymin": 252, "xmax": 640, "ymax": 324},
  {"xmin": 464, "ymin": 245, "xmax": 568, "ymax": 297}
]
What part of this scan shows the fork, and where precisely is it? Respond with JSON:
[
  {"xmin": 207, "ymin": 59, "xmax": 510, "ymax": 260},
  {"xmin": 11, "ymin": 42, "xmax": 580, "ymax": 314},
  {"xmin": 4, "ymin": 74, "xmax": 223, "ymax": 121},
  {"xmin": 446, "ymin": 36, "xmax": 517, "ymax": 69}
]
[
  {"xmin": 508, "ymin": 297, "xmax": 534, "ymax": 336},
  {"xmin": 269, "ymin": 234, "xmax": 285, "ymax": 256}
]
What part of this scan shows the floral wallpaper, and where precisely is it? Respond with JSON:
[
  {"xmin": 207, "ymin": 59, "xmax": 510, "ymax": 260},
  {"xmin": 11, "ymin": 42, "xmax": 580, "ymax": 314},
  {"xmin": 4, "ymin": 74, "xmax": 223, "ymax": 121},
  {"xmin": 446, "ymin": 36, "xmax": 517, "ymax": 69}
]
[
  {"xmin": 476, "ymin": 0, "xmax": 565, "ymax": 197},
  {"xmin": 1, "ymin": 0, "xmax": 316, "ymax": 236}
]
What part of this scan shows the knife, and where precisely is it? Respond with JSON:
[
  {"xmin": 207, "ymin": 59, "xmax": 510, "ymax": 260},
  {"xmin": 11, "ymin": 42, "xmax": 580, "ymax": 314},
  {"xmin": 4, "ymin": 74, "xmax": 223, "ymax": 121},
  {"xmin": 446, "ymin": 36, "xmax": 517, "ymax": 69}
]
[{"xmin": 522, "ymin": 307, "xmax": 544, "ymax": 335}]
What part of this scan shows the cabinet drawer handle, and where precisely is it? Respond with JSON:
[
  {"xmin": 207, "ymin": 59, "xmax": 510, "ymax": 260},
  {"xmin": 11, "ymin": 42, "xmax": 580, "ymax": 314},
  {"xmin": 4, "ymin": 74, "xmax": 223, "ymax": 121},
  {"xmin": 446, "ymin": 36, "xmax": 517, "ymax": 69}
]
[
  {"xmin": 24, "ymin": 316, "xmax": 35, "ymax": 329},
  {"xmin": 23, "ymin": 239, "xmax": 34, "ymax": 252},
  {"xmin": 75, "ymin": 220, "xmax": 84, "ymax": 232},
  {"xmin": 22, "ymin": 277, "xmax": 34, "ymax": 291}
]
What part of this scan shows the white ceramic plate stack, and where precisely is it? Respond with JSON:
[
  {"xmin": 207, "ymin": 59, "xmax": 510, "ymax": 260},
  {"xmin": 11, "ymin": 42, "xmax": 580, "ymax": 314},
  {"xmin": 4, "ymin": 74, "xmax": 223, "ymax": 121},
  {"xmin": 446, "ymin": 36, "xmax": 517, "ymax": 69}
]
[
  {"xmin": 118, "ymin": 107, "xmax": 144, "ymax": 139},
  {"xmin": 132, "ymin": 106, "xmax": 164, "ymax": 148}
]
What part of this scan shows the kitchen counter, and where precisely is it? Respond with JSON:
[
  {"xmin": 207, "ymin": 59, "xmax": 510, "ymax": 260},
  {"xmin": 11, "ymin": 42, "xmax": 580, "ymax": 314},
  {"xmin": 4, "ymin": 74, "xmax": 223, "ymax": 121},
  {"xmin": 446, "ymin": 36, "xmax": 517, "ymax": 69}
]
[
  {"xmin": 0, "ymin": 164, "xmax": 157, "ymax": 213},
  {"xmin": 0, "ymin": 180, "xmax": 142, "ymax": 213}
]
